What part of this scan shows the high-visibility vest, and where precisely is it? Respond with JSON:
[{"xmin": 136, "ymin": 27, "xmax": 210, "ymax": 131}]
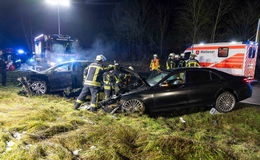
[
  {"xmin": 178, "ymin": 59, "xmax": 186, "ymax": 68},
  {"xmin": 84, "ymin": 62, "xmax": 114, "ymax": 86},
  {"xmin": 166, "ymin": 59, "xmax": 178, "ymax": 69},
  {"xmin": 103, "ymin": 72, "xmax": 119, "ymax": 90},
  {"xmin": 150, "ymin": 58, "xmax": 160, "ymax": 71},
  {"xmin": 186, "ymin": 59, "xmax": 200, "ymax": 67}
]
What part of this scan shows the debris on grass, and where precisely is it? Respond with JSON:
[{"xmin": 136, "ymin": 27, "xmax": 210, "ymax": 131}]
[
  {"xmin": 72, "ymin": 149, "xmax": 82, "ymax": 155},
  {"xmin": 179, "ymin": 117, "xmax": 186, "ymax": 123}
]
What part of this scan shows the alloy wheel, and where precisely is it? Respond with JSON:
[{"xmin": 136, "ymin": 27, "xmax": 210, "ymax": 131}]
[
  {"xmin": 122, "ymin": 99, "xmax": 145, "ymax": 114},
  {"xmin": 215, "ymin": 92, "xmax": 236, "ymax": 113}
]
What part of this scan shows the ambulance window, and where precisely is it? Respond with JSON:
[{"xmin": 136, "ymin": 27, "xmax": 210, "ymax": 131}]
[
  {"xmin": 248, "ymin": 47, "xmax": 256, "ymax": 59},
  {"xmin": 218, "ymin": 47, "xmax": 229, "ymax": 57},
  {"xmin": 184, "ymin": 52, "xmax": 191, "ymax": 59}
]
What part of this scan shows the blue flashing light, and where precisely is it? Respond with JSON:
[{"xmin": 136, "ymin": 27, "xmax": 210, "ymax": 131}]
[
  {"xmin": 29, "ymin": 58, "xmax": 34, "ymax": 62},
  {"xmin": 17, "ymin": 49, "xmax": 25, "ymax": 54},
  {"xmin": 15, "ymin": 59, "xmax": 22, "ymax": 63},
  {"xmin": 57, "ymin": 58, "xmax": 63, "ymax": 63}
]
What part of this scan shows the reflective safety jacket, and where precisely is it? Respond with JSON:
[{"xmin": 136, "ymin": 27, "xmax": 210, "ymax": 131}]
[
  {"xmin": 83, "ymin": 62, "xmax": 114, "ymax": 87},
  {"xmin": 166, "ymin": 59, "xmax": 178, "ymax": 70},
  {"xmin": 178, "ymin": 59, "xmax": 186, "ymax": 68},
  {"xmin": 103, "ymin": 72, "xmax": 120, "ymax": 90},
  {"xmin": 186, "ymin": 59, "xmax": 200, "ymax": 67},
  {"xmin": 150, "ymin": 58, "xmax": 160, "ymax": 71}
]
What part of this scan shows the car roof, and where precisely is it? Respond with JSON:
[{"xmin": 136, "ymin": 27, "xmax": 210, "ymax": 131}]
[{"xmin": 166, "ymin": 67, "xmax": 232, "ymax": 77}]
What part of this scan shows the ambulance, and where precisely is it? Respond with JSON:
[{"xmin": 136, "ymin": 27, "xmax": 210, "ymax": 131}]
[{"xmin": 184, "ymin": 41, "xmax": 258, "ymax": 79}]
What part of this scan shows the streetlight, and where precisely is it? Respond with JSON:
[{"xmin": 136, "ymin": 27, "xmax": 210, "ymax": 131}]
[{"xmin": 45, "ymin": 0, "xmax": 70, "ymax": 35}]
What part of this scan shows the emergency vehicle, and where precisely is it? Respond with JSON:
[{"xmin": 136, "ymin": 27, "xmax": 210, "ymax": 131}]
[
  {"xmin": 184, "ymin": 41, "xmax": 258, "ymax": 79},
  {"xmin": 34, "ymin": 34, "xmax": 81, "ymax": 67}
]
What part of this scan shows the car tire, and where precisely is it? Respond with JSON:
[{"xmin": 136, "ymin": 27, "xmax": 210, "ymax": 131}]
[
  {"xmin": 121, "ymin": 99, "xmax": 145, "ymax": 114},
  {"xmin": 30, "ymin": 81, "xmax": 48, "ymax": 95},
  {"xmin": 215, "ymin": 91, "xmax": 236, "ymax": 113}
]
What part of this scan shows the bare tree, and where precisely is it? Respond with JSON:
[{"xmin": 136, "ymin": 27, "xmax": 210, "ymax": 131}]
[
  {"xmin": 112, "ymin": 0, "xmax": 153, "ymax": 60},
  {"xmin": 227, "ymin": 1, "xmax": 260, "ymax": 41},
  {"xmin": 210, "ymin": 0, "xmax": 232, "ymax": 42},
  {"xmin": 178, "ymin": 0, "xmax": 211, "ymax": 44},
  {"xmin": 155, "ymin": 1, "xmax": 171, "ymax": 57}
]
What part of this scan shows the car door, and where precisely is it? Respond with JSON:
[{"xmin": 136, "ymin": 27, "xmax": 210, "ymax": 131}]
[
  {"xmin": 185, "ymin": 69, "xmax": 222, "ymax": 106},
  {"xmin": 152, "ymin": 71, "xmax": 190, "ymax": 111},
  {"xmin": 72, "ymin": 62, "xmax": 90, "ymax": 89},
  {"xmin": 48, "ymin": 63, "xmax": 73, "ymax": 91}
]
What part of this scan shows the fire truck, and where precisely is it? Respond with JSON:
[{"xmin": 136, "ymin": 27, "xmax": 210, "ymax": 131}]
[
  {"xmin": 34, "ymin": 34, "xmax": 81, "ymax": 68},
  {"xmin": 184, "ymin": 41, "xmax": 258, "ymax": 79}
]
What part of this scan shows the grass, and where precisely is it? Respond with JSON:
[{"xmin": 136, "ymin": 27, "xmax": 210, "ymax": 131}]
[{"xmin": 0, "ymin": 86, "xmax": 259, "ymax": 160}]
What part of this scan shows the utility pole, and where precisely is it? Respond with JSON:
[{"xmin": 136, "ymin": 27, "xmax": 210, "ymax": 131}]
[{"xmin": 255, "ymin": 18, "xmax": 260, "ymax": 43}]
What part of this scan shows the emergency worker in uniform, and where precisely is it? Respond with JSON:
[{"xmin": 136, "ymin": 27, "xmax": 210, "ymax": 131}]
[
  {"xmin": 103, "ymin": 70, "xmax": 120, "ymax": 100},
  {"xmin": 166, "ymin": 53, "xmax": 176, "ymax": 70},
  {"xmin": 174, "ymin": 55, "xmax": 180, "ymax": 68},
  {"xmin": 178, "ymin": 53, "xmax": 186, "ymax": 68},
  {"xmin": 0, "ymin": 51, "xmax": 7, "ymax": 86},
  {"xmin": 150, "ymin": 54, "xmax": 160, "ymax": 71},
  {"xmin": 74, "ymin": 55, "xmax": 114, "ymax": 111},
  {"xmin": 186, "ymin": 54, "xmax": 200, "ymax": 67}
]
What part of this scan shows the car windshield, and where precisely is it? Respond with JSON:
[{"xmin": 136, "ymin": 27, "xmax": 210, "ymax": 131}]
[{"xmin": 146, "ymin": 72, "xmax": 169, "ymax": 86}]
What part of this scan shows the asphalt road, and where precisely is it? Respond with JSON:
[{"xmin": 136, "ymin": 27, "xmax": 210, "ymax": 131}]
[{"xmin": 242, "ymin": 83, "xmax": 260, "ymax": 105}]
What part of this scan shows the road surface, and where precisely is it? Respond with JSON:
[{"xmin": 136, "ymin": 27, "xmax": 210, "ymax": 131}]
[{"xmin": 242, "ymin": 83, "xmax": 260, "ymax": 105}]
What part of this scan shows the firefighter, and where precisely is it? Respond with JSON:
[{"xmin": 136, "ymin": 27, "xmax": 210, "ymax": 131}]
[
  {"xmin": 0, "ymin": 51, "xmax": 7, "ymax": 86},
  {"xmin": 178, "ymin": 53, "xmax": 186, "ymax": 68},
  {"xmin": 74, "ymin": 55, "xmax": 114, "ymax": 111},
  {"xmin": 150, "ymin": 54, "xmax": 160, "ymax": 71},
  {"xmin": 186, "ymin": 54, "xmax": 200, "ymax": 67},
  {"xmin": 103, "ymin": 70, "xmax": 119, "ymax": 100},
  {"xmin": 174, "ymin": 55, "xmax": 180, "ymax": 68},
  {"xmin": 166, "ymin": 53, "xmax": 175, "ymax": 70}
]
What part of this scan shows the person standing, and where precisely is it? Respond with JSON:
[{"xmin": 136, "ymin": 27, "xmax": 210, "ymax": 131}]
[
  {"xmin": 74, "ymin": 55, "xmax": 114, "ymax": 111},
  {"xmin": 0, "ymin": 51, "xmax": 7, "ymax": 86},
  {"xmin": 186, "ymin": 54, "xmax": 200, "ymax": 67},
  {"xmin": 166, "ymin": 53, "xmax": 176, "ymax": 70},
  {"xmin": 178, "ymin": 53, "xmax": 186, "ymax": 68},
  {"xmin": 150, "ymin": 54, "xmax": 160, "ymax": 71}
]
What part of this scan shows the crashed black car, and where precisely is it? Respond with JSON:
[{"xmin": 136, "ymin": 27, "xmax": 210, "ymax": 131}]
[
  {"xmin": 107, "ymin": 68, "xmax": 252, "ymax": 114},
  {"xmin": 18, "ymin": 61, "xmax": 91, "ymax": 95}
]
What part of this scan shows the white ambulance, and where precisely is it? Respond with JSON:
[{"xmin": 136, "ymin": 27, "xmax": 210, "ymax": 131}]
[{"xmin": 184, "ymin": 41, "xmax": 258, "ymax": 79}]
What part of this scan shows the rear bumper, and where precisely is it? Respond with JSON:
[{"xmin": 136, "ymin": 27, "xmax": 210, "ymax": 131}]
[{"xmin": 236, "ymin": 83, "xmax": 252, "ymax": 101}]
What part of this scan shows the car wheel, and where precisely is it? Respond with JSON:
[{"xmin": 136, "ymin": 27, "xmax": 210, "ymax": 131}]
[
  {"xmin": 121, "ymin": 99, "xmax": 145, "ymax": 114},
  {"xmin": 30, "ymin": 81, "xmax": 48, "ymax": 95},
  {"xmin": 215, "ymin": 91, "xmax": 236, "ymax": 113}
]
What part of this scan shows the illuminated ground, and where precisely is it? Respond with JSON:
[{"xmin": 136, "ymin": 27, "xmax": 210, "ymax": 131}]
[{"xmin": 0, "ymin": 86, "xmax": 259, "ymax": 160}]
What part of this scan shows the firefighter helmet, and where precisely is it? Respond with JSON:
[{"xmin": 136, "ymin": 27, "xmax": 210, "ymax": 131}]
[
  {"xmin": 169, "ymin": 53, "xmax": 175, "ymax": 57},
  {"xmin": 96, "ymin": 55, "xmax": 106, "ymax": 62},
  {"xmin": 153, "ymin": 54, "xmax": 158, "ymax": 57},
  {"xmin": 128, "ymin": 66, "xmax": 134, "ymax": 71},
  {"xmin": 174, "ymin": 55, "xmax": 180, "ymax": 59}
]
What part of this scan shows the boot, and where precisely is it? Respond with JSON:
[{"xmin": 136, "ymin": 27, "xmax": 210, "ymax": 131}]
[{"xmin": 74, "ymin": 102, "xmax": 81, "ymax": 110}]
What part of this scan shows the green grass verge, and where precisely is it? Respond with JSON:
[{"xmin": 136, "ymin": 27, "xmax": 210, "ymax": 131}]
[{"xmin": 0, "ymin": 86, "xmax": 259, "ymax": 160}]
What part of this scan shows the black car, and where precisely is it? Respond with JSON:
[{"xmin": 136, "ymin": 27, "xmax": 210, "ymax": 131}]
[
  {"xmin": 117, "ymin": 68, "xmax": 252, "ymax": 114},
  {"xmin": 20, "ymin": 61, "xmax": 91, "ymax": 95}
]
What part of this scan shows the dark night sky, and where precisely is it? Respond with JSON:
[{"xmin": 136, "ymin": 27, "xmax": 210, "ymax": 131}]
[{"xmin": 0, "ymin": 0, "xmax": 120, "ymax": 51}]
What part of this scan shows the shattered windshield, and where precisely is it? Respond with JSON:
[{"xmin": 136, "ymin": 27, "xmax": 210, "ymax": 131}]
[{"xmin": 146, "ymin": 72, "xmax": 168, "ymax": 86}]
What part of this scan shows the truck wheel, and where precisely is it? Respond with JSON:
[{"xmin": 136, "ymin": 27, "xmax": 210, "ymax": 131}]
[
  {"xmin": 122, "ymin": 99, "xmax": 145, "ymax": 114},
  {"xmin": 30, "ymin": 81, "xmax": 48, "ymax": 95},
  {"xmin": 215, "ymin": 92, "xmax": 236, "ymax": 113}
]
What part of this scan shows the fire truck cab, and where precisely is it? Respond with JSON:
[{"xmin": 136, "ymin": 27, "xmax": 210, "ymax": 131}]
[
  {"xmin": 184, "ymin": 41, "xmax": 258, "ymax": 79},
  {"xmin": 34, "ymin": 34, "xmax": 80, "ymax": 67}
]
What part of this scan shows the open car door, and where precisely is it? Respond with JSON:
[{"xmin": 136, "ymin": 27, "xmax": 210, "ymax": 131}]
[{"xmin": 48, "ymin": 63, "xmax": 73, "ymax": 91}]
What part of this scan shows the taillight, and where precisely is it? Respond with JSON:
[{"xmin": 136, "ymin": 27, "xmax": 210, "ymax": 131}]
[{"xmin": 243, "ymin": 78, "xmax": 254, "ymax": 83}]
